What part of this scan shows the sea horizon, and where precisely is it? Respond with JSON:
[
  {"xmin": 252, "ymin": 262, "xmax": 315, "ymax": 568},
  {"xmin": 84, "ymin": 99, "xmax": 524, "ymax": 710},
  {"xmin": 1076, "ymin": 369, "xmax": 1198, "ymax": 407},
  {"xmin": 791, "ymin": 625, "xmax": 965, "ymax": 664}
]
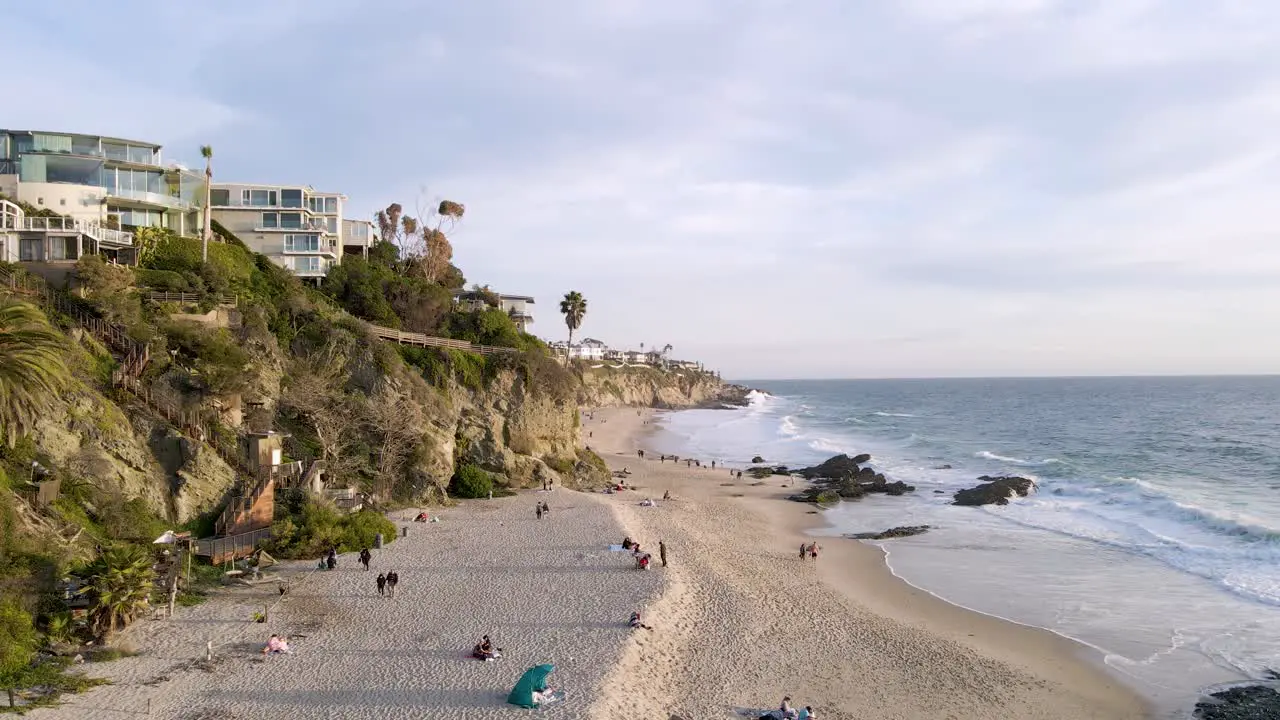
[{"xmin": 734, "ymin": 372, "xmax": 1280, "ymax": 383}]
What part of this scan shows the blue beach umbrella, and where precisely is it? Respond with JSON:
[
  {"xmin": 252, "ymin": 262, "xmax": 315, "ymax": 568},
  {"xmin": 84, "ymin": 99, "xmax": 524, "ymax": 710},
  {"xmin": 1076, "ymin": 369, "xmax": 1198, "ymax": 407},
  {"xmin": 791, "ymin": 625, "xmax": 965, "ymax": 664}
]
[{"xmin": 507, "ymin": 664, "xmax": 556, "ymax": 708}]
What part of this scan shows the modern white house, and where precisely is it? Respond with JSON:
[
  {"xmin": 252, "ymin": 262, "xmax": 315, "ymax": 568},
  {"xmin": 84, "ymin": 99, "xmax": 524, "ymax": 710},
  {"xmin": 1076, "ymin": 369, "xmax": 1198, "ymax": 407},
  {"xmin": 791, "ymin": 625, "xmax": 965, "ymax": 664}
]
[
  {"xmin": 0, "ymin": 129, "xmax": 203, "ymax": 264},
  {"xmin": 575, "ymin": 338, "xmax": 608, "ymax": 361},
  {"xmin": 209, "ymin": 183, "xmax": 345, "ymax": 279},
  {"xmin": 341, "ymin": 218, "xmax": 374, "ymax": 258},
  {"xmin": 453, "ymin": 290, "xmax": 536, "ymax": 332}
]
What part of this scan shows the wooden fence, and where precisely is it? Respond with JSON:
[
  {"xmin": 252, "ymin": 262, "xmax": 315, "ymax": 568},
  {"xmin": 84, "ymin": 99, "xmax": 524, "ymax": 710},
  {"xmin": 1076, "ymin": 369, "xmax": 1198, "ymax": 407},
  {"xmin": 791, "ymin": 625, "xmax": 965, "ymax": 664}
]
[
  {"xmin": 144, "ymin": 291, "xmax": 238, "ymax": 307},
  {"xmin": 194, "ymin": 527, "xmax": 274, "ymax": 564},
  {"xmin": 367, "ymin": 324, "xmax": 518, "ymax": 356}
]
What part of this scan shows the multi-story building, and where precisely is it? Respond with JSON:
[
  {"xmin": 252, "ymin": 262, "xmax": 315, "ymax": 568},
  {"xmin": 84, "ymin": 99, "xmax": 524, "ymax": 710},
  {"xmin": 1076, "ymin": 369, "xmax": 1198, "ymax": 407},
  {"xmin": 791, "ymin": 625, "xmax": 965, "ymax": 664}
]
[
  {"xmin": 209, "ymin": 183, "xmax": 346, "ymax": 279},
  {"xmin": 0, "ymin": 129, "xmax": 204, "ymax": 263}
]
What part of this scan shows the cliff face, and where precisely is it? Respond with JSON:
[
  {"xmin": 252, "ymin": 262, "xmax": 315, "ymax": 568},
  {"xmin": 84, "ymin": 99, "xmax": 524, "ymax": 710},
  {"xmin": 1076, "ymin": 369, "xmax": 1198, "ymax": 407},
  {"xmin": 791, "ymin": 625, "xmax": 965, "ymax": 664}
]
[
  {"xmin": 28, "ymin": 339, "xmax": 239, "ymax": 526},
  {"xmin": 577, "ymin": 366, "xmax": 748, "ymax": 409}
]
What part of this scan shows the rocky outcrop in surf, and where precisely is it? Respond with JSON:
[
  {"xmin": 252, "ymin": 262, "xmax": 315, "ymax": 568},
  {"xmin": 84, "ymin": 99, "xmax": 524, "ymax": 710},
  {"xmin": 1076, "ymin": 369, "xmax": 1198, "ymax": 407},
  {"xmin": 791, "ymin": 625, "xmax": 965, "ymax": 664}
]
[
  {"xmin": 787, "ymin": 454, "xmax": 915, "ymax": 503},
  {"xmin": 846, "ymin": 525, "xmax": 931, "ymax": 540},
  {"xmin": 952, "ymin": 476, "xmax": 1036, "ymax": 506}
]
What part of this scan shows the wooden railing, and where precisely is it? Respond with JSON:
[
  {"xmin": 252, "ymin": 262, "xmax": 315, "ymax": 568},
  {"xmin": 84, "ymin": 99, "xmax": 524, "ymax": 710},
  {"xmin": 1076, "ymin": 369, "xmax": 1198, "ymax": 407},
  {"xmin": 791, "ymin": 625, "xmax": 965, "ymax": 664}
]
[
  {"xmin": 366, "ymin": 324, "xmax": 518, "ymax": 356},
  {"xmin": 144, "ymin": 291, "xmax": 238, "ymax": 307},
  {"xmin": 194, "ymin": 527, "xmax": 274, "ymax": 564}
]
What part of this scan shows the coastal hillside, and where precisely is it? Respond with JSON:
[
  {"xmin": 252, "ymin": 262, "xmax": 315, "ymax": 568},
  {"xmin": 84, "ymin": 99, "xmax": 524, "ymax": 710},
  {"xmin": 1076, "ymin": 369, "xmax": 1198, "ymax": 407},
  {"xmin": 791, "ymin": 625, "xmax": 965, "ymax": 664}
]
[{"xmin": 578, "ymin": 364, "xmax": 748, "ymax": 409}]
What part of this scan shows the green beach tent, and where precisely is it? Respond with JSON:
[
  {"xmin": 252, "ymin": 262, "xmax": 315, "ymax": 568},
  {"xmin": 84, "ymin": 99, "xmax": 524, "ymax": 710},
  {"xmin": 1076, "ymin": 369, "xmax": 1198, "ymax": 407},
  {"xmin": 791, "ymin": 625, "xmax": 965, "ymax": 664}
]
[{"xmin": 508, "ymin": 664, "xmax": 555, "ymax": 708}]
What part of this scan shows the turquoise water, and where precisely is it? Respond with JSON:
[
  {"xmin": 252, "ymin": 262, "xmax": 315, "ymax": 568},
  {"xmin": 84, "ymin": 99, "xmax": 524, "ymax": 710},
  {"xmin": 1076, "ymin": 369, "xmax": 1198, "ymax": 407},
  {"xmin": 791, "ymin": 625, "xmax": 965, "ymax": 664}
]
[{"xmin": 651, "ymin": 377, "xmax": 1280, "ymax": 713}]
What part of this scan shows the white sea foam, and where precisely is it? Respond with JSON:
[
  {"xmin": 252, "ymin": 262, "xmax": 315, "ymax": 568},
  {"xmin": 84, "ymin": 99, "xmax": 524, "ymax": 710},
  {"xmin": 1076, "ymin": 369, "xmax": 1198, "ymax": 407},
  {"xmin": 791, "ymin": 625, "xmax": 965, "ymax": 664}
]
[
  {"xmin": 873, "ymin": 411, "xmax": 916, "ymax": 418},
  {"xmin": 975, "ymin": 450, "xmax": 1064, "ymax": 466}
]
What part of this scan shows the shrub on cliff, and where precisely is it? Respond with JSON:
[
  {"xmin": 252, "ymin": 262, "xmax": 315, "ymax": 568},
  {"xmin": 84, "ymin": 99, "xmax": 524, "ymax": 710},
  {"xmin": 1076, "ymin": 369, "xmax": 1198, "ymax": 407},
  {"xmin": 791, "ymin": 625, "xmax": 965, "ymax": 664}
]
[{"xmin": 450, "ymin": 463, "xmax": 493, "ymax": 499}]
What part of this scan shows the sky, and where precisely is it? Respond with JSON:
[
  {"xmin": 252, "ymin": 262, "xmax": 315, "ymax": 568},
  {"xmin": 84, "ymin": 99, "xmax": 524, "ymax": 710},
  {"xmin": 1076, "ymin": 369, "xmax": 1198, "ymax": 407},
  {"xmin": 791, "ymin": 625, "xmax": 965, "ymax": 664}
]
[{"xmin": 5, "ymin": 0, "xmax": 1280, "ymax": 379}]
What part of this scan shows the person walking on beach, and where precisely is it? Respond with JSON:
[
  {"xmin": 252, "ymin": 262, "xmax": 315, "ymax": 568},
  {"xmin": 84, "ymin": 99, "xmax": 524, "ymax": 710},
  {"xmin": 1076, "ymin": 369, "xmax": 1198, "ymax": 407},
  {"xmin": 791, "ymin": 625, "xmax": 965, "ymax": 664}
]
[
  {"xmin": 800, "ymin": 543, "xmax": 808, "ymax": 560},
  {"xmin": 359, "ymin": 548, "xmax": 371, "ymax": 571},
  {"xmin": 376, "ymin": 573, "xmax": 387, "ymax": 596},
  {"xmin": 809, "ymin": 543, "xmax": 820, "ymax": 561},
  {"xmin": 536, "ymin": 503, "xmax": 543, "ymax": 520},
  {"xmin": 659, "ymin": 540, "xmax": 668, "ymax": 568},
  {"xmin": 386, "ymin": 570, "xmax": 399, "ymax": 598},
  {"xmin": 541, "ymin": 501, "xmax": 551, "ymax": 517},
  {"xmin": 711, "ymin": 460, "xmax": 716, "ymax": 469}
]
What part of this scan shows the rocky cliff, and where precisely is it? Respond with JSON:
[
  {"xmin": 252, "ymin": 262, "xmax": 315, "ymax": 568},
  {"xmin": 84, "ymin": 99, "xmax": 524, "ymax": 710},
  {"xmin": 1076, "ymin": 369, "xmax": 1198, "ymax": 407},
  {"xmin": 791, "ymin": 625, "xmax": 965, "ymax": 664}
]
[{"xmin": 577, "ymin": 365, "xmax": 748, "ymax": 409}]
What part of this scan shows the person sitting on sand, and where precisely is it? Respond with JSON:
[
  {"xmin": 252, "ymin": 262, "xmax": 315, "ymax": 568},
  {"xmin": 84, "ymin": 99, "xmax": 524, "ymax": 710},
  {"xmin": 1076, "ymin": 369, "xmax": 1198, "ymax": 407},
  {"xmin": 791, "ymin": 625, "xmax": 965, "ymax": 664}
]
[
  {"xmin": 779, "ymin": 696, "xmax": 798, "ymax": 719},
  {"xmin": 414, "ymin": 511, "xmax": 429, "ymax": 522},
  {"xmin": 628, "ymin": 611, "xmax": 653, "ymax": 630},
  {"xmin": 662, "ymin": 490, "xmax": 671, "ymax": 500},
  {"xmin": 637, "ymin": 553, "xmax": 651, "ymax": 570},
  {"xmin": 263, "ymin": 634, "xmax": 292, "ymax": 655},
  {"xmin": 472, "ymin": 634, "xmax": 500, "ymax": 660},
  {"xmin": 798, "ymin": 706, "xmax": 817, "ymax": 719},
  {"xmin": 622, "ymin": 537, "xmax": 634, "ymax": 550}
]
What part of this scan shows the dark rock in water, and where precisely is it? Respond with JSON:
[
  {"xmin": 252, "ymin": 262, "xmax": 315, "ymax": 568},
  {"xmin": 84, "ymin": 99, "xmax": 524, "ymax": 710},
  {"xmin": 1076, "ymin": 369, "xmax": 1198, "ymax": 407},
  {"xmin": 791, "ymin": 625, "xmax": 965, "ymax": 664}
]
[
  {"xmin": 751, "ymin": 455, "xmax": 765, "ymax": 464},
  {"xmin": 1194, "ymin": 683, "xmax": 1280, "ymax": 720},
  {"xmin": 772, "ymin": 466, "xmax": 789, "ymax": 475},
  {"xmin": 934, "ymin": 464, "xmax": 952, "ymax": 470},
  {"xmin": 933, "ymin": 490, "xmax": 946, "ymax": 494},
  {"xmin": 858, "ymin": 467, "xmax": 877, "ymax": 478},
  {"xmin": 797, "ymin": 454, "xmax": 865, "ymax": 480},
  {"xmin": 851, "ymin": 453, "xmax": 871, "ymax": 465},
  {"xmin": 953, "ymin": 476, "xmax": 1036, "ymax": 506},
  {"xmin": 747, "ymin": 466, "xmax": 774, "ymax": 479},
  {"xmin": 835, "ymin": 479, "xmax": 865, "ymax": 499},
  {"xmin": 846, "ymin": 525, "xmax": 930, "ymax": 540}
]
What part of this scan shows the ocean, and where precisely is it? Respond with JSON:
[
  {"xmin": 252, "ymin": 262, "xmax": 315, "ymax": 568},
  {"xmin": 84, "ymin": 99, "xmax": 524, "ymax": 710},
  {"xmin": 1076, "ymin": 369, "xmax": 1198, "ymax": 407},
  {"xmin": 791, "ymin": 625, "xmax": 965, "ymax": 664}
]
[{"xmin": 646, "ymin": 376, "xmax": 1280, "ymax": 714}]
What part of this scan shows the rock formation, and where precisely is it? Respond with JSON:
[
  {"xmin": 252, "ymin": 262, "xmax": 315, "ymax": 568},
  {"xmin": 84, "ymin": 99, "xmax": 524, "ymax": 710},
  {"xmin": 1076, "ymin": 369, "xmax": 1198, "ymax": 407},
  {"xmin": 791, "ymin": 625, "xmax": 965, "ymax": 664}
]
[{"xmin": 952, "ymin": 476, "xmax": 1036, "ymax": 506}]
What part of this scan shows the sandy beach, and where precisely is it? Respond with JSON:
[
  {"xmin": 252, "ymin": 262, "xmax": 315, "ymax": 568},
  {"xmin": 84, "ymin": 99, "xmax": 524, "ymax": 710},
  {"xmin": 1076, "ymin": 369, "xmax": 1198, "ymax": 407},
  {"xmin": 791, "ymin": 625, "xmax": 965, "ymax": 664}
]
[
  {"xmin": 31, "ymin": 407, "xmax": 1151, "ymax": 720},
  {"xmin": 582, "ymin": 407, "xmax": 1152, "ymax": 720},
  {"xmin": 30, "ymin": 491, "xmax": 661, "ymax": 719}
]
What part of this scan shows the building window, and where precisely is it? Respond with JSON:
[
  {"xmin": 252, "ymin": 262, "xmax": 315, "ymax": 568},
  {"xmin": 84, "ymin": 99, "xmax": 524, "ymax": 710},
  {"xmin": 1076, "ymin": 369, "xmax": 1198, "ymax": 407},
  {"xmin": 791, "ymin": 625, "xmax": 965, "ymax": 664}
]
[
  {"xmin": 243, "ymin": 189, "xmax": 278, "ymax": 206},
  {"xmin": 326, "ymin": 217, "xmax": 337, "ymax": 233},
  {"xmin": 281, "ymin": 189, "xmax": 302, "ymax": 208},
  {"xmin": 19, "ymin": 238, "xmax": 43, "ymax": 261},
  {"xmin": 280, "ymin": 212, "xmax": 302, "ymax": 229},
  {"xmin": 32, "ymin": 133, "xmax": 72, "ymax": 153},
  {"xmin": 284, "ymin": 234, "xmax": 320, "ymax": 253},
  {"xmin": 261, "ymin": 212, "xmax": 278, "ymax": 228},
  {"xmin": 102, "ymin": 142, "xmax": 128, "ymax": 162},
  {"xmin": 127, "ymin": 145, "xmax": 154, "ymax": 165},
  {"xmin": 210, "ymin": 189, "xmax": 230, "ymax": 206},
  {"xmin": 293, "ymin": 256, "xmax": 322, "ymax": 273},
  {"xmin": 325, "ymin": 197, "xmax": 338, "ymax": 213}
]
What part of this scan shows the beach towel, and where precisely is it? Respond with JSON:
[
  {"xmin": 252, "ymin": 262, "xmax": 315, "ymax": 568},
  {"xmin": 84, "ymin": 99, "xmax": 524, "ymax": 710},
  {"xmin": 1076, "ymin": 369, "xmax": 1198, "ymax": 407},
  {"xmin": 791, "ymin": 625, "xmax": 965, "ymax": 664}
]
[{"xmin": 608, "ymin": 544, "xmax": 626, "ymax": 551}]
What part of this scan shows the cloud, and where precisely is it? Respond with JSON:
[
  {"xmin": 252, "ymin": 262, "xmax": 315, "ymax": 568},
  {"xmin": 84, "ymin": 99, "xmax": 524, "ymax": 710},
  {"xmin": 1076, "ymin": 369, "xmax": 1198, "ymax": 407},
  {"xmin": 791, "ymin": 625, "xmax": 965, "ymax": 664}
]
[{"xmin": 3, "ymin": 1, "xmax": 1279, "ymax": 378}]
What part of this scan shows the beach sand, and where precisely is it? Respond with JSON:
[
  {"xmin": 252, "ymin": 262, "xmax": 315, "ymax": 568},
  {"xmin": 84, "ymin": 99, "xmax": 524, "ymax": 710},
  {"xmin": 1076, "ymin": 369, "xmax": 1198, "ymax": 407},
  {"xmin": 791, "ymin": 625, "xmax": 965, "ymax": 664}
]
[
  {"xmin": 31, "ymin": 491, "xmax": 660, "ymax": 719},
  {"xmin": 33, "ymin": 407, "xmax": 1150, "ymax": 720},
  {"xmin": 583, "ymin": 407, "xmax": 1151, "ymax": 720}
]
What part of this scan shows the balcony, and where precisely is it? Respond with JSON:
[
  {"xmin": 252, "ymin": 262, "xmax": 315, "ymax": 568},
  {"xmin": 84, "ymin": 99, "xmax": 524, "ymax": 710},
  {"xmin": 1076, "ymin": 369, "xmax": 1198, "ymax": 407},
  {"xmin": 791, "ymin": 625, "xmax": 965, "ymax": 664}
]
[
  {"xmin": 256, "ymin": 219, "xmax": 333, "ymax": 233},
  {"xmin": 17, "ymin": 215, "xmax": 133, "ymax": 246},
  {"xmin": 105, "ymin": 187, "xmax": 194, "ymax": 210}
]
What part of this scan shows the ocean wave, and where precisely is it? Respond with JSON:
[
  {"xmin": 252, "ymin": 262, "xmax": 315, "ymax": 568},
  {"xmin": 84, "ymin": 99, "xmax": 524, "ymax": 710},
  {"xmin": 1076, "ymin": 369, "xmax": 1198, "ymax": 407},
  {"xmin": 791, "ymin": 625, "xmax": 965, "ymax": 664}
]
[
  {"xmin": 873, "ymin": 411, "xmax": 916, "ymax": 418},
  {"xmin": 975, "ymin": 450, "xmax": 1064, "ymax": 467}
]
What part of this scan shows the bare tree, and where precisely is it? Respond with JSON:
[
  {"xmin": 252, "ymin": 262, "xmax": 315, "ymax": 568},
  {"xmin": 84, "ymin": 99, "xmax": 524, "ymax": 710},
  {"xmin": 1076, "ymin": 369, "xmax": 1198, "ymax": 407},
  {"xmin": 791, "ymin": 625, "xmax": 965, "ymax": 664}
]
[
  {"xmin": 280, "ymin": 343, "xmax": 361, "ymax": 479},
  {"xmin": 363, "ymin": 385, "xmax": 424, "ymax": 500},
  {"xmin": 373, "ymin": 195, "xmax": 464, "ymax": 284}
]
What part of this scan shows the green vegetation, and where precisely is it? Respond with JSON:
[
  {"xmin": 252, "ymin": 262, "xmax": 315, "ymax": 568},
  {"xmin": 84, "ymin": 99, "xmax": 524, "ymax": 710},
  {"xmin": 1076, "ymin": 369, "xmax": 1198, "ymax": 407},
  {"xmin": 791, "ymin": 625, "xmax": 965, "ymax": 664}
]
[
  {"xmin": 78, "ymin": 546, "xmax": 157, "ymax": 640},
  {"xmin": 268, "ymin": 494, "xmax": 397, "ymax": 559},
  {"xmin": 0, "ymin": 300, "xmax": 70, "ymax": 448},
  {"xmin": 450, "ymin": 463, "xmax": 493, "ymax": 499}
]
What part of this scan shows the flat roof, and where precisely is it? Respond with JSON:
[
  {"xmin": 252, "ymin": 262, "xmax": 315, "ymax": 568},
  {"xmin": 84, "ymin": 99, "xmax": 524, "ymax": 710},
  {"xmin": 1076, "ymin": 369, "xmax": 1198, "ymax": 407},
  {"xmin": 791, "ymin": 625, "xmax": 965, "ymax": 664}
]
[
  {"xmin": 211, "ymin": 182, "xmax": 347, "ymax": 198},
  {"xmin": 454, "ymin": 290, "xmax": 536, "ymax": 302},
  {"xmin": 1, "ymin": 128, "xmax": 163, "ymax": 149}
]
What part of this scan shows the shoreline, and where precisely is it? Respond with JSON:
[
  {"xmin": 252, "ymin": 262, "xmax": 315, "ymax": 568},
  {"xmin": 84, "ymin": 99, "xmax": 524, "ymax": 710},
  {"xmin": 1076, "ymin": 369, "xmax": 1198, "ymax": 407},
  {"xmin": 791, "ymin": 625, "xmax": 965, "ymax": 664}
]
[{"xmin": 583, "ymin": 406, "xmax": 1154, "ymax": 719}]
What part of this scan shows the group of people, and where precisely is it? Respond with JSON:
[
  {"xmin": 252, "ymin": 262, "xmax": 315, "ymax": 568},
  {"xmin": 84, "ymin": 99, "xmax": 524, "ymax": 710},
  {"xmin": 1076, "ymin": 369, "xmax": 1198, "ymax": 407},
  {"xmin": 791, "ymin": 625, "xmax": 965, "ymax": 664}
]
[
  {"xmin": 535, "ymin": 500, "xmax": 551, "ymax": 520},
  {"xmin": 622, "ymin": 537, "xmax": 668, "ymax": 570},
  {"xmin": 761, "ymin": 696, "xmax": 818, "ymax": 719},
  {"xmin": 318, "ymin": 547, "xmax": 339, "ymax": 570},
  {"xmin": 375, "ymin": 570, "xmax": 400, "ymax": 597},
  {"xmin": 799, "ymin": 542, "xmax": 821, "ymax": 561}
]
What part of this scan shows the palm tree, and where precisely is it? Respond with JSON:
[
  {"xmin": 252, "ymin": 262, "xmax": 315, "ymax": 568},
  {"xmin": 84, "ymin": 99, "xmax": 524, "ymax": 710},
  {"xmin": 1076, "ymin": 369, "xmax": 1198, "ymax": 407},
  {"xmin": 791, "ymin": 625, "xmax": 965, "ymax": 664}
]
[
  {"xmin": 200, "ymin": 145, "xmax": 213, "ymax": 263},
  {"xmin": 558, "ymin": 291, "xmax": 587, "ymax": 364},
  {"xmin": 0, "ymin": 299, "xmax": 69, "ymax": 447},
  {"xmin": 79, "ymin": 546, "xmax": 157, "ymax": 640}
]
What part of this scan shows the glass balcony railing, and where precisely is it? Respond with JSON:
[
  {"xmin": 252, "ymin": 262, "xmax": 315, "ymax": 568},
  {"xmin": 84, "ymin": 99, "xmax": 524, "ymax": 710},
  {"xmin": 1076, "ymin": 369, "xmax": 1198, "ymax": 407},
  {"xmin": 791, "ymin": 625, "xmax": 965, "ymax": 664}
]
[{"xmin": 104, "ymin": 187, "xmax": 194, "ymax": 209}]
